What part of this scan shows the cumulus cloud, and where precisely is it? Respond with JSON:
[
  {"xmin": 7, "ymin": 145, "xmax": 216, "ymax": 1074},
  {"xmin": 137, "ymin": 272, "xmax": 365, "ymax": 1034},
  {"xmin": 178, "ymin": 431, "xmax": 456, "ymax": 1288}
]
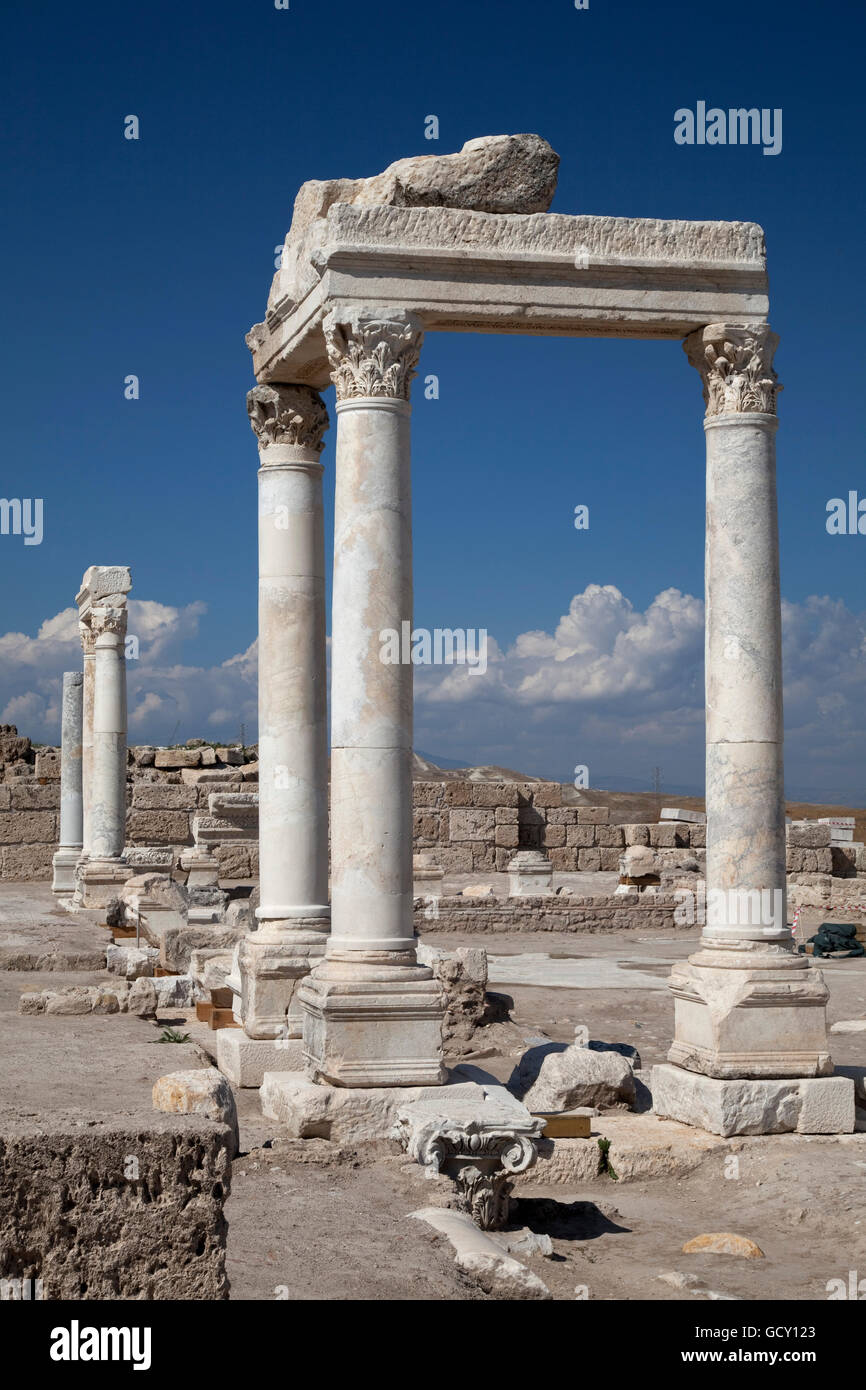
[{"xmin": 1, "ymin": 585, "xmax": 862, "ymax": 802}]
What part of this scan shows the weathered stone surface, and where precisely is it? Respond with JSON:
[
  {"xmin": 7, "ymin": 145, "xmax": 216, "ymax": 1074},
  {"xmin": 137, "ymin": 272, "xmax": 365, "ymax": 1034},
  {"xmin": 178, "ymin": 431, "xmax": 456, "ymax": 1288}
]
[
  {"xmin": 261, "ymin": 1074, "xmax": 481, "ymax": 1144},
  {"xmin": 511, "ymin": 1033, "xmax": 636, "ymax": 1112},
  {"xmin": 154, "ymin": 749, "xmax": 201, "ymax": 769},
  {"xmin": 1, "ymin": 844, "xmax": 55, "ymax": 879},
  {"xmin": 652, "ymin": 1063, "xmax": 855, "ymax": 1136},
  {"xmin": 126, "ymin": 810, "xmax": 192, "ymax": 844},
  {"xmin": 34, "ymin": 749, "xmax": 61, "ymax": 779},
  {"xmin": 131, "ymin": 783, "xmax": 197, "ymax": 811},
  {"xmin": 106, "ymin": 943, "xmax": 159, "ymax": 979},
  {"xmin": 153, "ymin": 1068, "xmax": 239, "ymax": 1155},
  {"xmin": 409, "ymin": 1208, "xmax": 551, "ymax": 1300},
  {"xmin": 0, "ymin": 1116, "xmax": 230, "ymax": 1298},
  {"xmin": 0, "ymin": 811, "xmax": 57, "ymax": 844},
  {"xmin": 127, "ymin": 978, "xmax": 158, "ymax": 1017},
  {"xmin": 272, "ymin": 135, "xmax": 560, "ymax": 311},
  {"xmin": 578, "ymin": 807, "xmax": 609, "ymax": 825},
  {"xmin": 787, "ymin": 822, "xmax": 832, "ymax": 848},
  {"xmin": 0, "ymin": 727, "xmax": 31, "ymax": 763},
  {"xmin": 9, "ymin": 782, "xmax": 60, "ymax": 810}
]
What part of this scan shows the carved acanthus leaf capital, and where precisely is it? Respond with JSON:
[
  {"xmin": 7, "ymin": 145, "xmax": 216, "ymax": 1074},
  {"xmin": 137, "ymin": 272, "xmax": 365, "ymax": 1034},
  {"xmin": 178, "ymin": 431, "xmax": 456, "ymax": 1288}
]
[
  {"xmin": 684, "ymin": 323, "xmax": 781, "ymax": 418},
  {"xmin": 90, "ymin": 605, "xmax": 128, "ymax": 640},
  {"xmin": 324, "ymin": 308, "xmax": 423, "ymax": 402},
  {"xmin": 247, "ymin": 383, "xmax": 329, "ymax": 452},
  {"xmin": 78, "ymin": 620, "xmax": 97, "ymax": 657}
]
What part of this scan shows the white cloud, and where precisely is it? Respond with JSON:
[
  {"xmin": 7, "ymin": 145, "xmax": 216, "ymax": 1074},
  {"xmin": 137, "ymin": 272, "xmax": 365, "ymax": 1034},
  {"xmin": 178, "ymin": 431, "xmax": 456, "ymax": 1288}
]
[{"xmin": 1, "ymin": 586, "xmax": 862, "ymax": 802}]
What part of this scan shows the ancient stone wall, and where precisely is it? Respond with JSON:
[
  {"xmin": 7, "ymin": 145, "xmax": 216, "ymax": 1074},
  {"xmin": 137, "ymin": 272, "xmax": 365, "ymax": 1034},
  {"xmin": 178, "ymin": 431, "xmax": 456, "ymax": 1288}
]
[{"xmin": 413, "ymin": 780, "xmax": 707, "ymax": 873}]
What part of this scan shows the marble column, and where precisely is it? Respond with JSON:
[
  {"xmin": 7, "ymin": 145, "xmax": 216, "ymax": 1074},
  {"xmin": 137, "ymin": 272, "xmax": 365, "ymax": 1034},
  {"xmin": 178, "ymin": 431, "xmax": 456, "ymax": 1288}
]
[
  {"xmin": 73, "ymin": 567, "xmax": 133, "ymax": 909},
  {"xmin": 654, "ymin": 325, "xmax": 847, "ymax": 1133},
  {"xmin": 299, "ymin": 306, "xmax": 444, "ymax": 1088},
  {"xmin": 219, "ymin": 385, "xmax": 332, "ymax": 1087},
  {"xmin": 77, "ymin": 617, "xmax": 96, "ymax": 869},
  {"xmin": 51, "ymin": 671, "xmax": 84, "ymax": 893}
]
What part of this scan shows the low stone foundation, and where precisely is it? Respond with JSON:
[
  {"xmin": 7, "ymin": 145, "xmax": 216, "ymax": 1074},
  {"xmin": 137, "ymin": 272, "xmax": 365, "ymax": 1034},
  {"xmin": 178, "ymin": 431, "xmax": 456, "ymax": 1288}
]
[{"xmin": 414, "ymin": 893, "xmax": 681, "ymax": 934}]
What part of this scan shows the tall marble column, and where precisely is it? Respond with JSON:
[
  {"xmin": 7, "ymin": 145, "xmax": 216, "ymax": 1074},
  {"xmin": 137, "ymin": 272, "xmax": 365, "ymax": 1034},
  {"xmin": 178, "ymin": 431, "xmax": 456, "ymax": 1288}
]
[
  {"xmin": 299, "ymin": 306, "xmax": 444, "ymax": 1088},
  {"xmin": 74, "ymin": 567, "xmax": 133, "ymax": 909},
  {"xmin": 77, "ymin": 616, "xmax": 96, "ymax": 869},
  {"xmin": 654, "ymin": 325, "xmax": 850, "ymax": 1135},
  {"xmin": 51, "ymin": 671, "xmax": 84, "ymax": 894},
  {"xmin": 219, "ymin": 384, "xmax": 332, "ymax": 1087}
]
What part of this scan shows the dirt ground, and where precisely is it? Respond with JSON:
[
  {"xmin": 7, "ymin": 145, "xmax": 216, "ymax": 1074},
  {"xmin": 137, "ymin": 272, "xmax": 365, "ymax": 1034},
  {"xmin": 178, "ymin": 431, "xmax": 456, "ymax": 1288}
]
[{"xmin": 2, "ymin": 884, "xmax": 865, "ymax": 1302}]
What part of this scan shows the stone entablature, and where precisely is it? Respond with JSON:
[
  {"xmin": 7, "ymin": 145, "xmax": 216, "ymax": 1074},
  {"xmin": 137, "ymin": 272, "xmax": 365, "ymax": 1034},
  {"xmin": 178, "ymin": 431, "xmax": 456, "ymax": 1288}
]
[{"xmin": 250, "ymin": 204, "xmax": 769, "ymax": 388}]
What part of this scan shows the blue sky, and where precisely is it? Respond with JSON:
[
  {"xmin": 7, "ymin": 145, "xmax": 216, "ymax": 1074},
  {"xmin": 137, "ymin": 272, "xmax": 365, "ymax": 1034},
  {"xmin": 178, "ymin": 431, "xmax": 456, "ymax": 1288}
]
[{"xmin": 1, "ymin": 0, "xmax": 864, "ymax": 800}]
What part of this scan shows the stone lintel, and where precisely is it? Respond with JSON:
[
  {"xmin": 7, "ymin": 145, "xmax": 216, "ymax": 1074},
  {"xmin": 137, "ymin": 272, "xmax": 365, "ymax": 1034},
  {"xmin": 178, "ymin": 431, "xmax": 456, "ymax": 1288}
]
[{"xmin": 248, "ymin": 205, "xmax": 769, "ymax": 386}]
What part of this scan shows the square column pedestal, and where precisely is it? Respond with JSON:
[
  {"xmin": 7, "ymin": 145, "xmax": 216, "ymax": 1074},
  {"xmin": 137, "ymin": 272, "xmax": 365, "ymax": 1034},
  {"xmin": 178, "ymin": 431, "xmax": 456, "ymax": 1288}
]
[
  {"xmin": 299, "ymin": 956, "xmax": 445, "ymax": 1088},
  {"xmin": 218, "ymin": 920, "xmax": 329, "ymax": 1087}
]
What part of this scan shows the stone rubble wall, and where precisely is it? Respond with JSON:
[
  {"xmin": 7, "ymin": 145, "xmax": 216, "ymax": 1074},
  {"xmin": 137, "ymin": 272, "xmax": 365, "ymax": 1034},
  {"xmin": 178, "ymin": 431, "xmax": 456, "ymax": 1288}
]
[
  {"xmin": 0, "ymin": 732, "xmax": 258, "ymax": 881},
  {"xmin": 1, "ymin": 730, "xmax": 864, "ymax": 892},
  {"xmin": 413, "ymin": 780, "xmax": 708, "ymax": 873}
]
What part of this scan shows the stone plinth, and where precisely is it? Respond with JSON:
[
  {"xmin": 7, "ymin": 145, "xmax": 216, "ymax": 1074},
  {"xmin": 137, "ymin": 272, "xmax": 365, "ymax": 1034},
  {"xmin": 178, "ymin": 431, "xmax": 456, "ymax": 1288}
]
[
  {"xmin": 507, "ymin": 850, "xmax": 553, "ymax": 897},
  {"xmin": 652, "ymin": 1063, "xmax": 855, "ymax": 1137},
  {"xmin": 217, "ymin": 1030, "xmax": 304, "ymax": 1088}
]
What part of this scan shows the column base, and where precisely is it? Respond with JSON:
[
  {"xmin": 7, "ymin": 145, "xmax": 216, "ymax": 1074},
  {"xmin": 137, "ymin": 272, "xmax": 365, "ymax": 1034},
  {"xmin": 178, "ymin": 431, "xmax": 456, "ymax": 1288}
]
[
  {"xmin": 217, "ymin": 1029, "xmax": 305, "ymax": 1088},
  {"xmin": 652, "ymin": 1063, "xmax": 855, "ymax": 1136},
  {"xmin": 77, "ymin": 859, "xmax": 134, "ymax": 910},
  {"xmin": 51, "ymin": 846, "xmax": 82, "ymax": 895},
  {"xmin": 299, "ymin": 957, "xmax": 445, "ymax": 1088},
  {"xmin": 668, "ymin": 940, "xmax": 833, "ymax": 1080},
  {"xmin": 235, "ymin": 917, "xmax": 329, "ymax": 1041}
]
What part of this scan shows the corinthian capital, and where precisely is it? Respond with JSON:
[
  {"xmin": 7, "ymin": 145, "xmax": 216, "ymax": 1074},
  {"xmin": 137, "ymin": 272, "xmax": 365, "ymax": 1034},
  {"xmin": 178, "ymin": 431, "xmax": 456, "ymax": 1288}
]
[
  {"xmin": 78, "ymin": 619, "xmax": 97, "ymax": 657},
  {"xmin": 247, "ymin": 383, "xmax": 329, "ymax": 452},
  {"xmin": 324, "ymin": 307, "xmax": 423, "ymax": 402},
  {"xmin": 90, "ymin": 605, "xmax": 128, "ymax": 640},
  {"xmin": 684, "ymin": 323, "xmax": 781, "ymax": 418}
]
